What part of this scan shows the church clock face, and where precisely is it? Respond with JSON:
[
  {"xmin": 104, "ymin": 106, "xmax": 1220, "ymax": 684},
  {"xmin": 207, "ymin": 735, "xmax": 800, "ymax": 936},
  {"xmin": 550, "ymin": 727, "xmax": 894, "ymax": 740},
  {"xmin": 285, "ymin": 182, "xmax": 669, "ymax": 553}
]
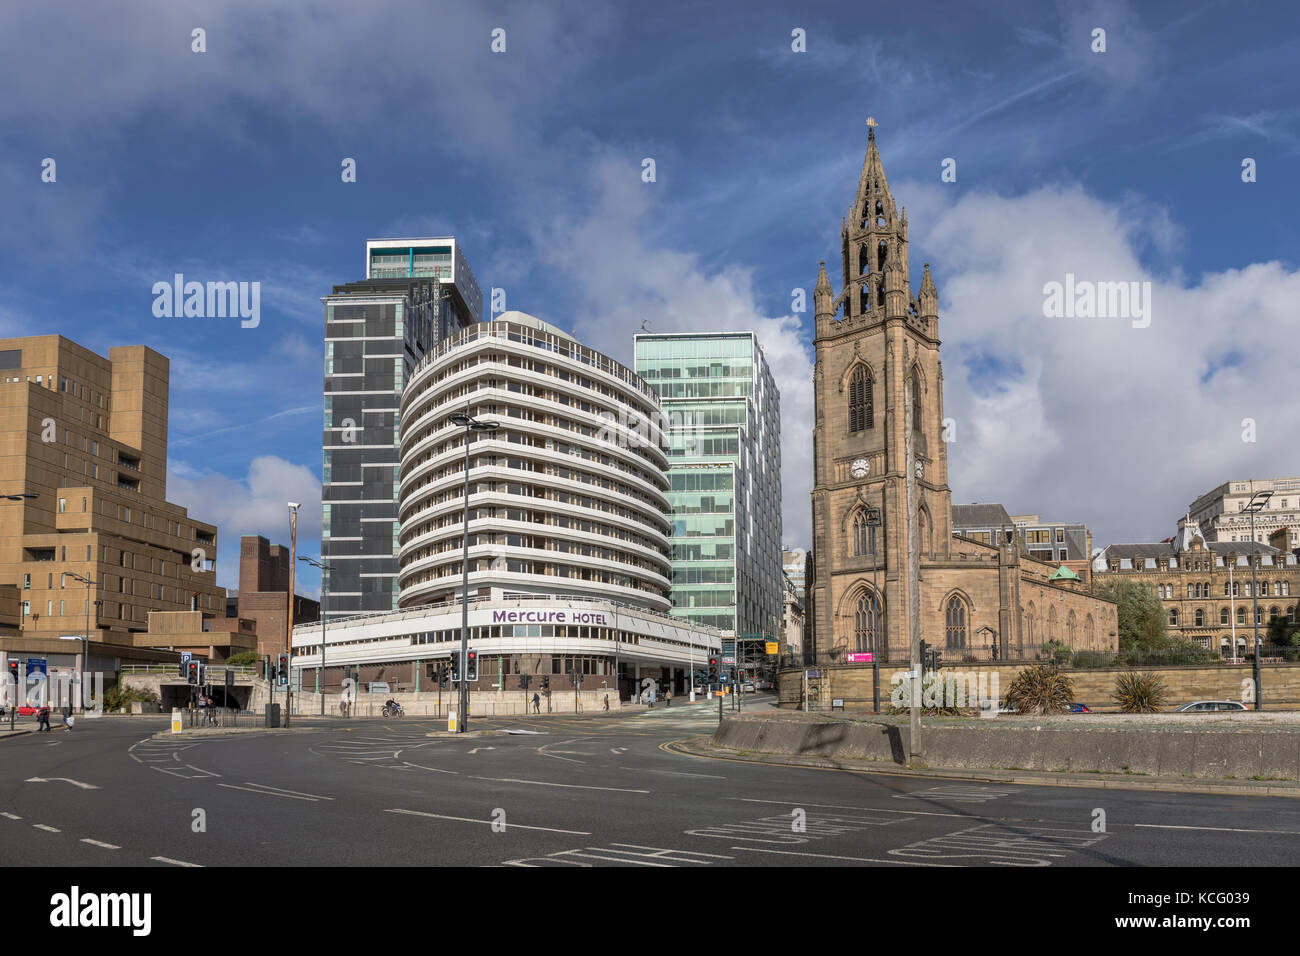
[{"xmin": 850, "ymin": 458, "xmax": 870, "ymax": 479}]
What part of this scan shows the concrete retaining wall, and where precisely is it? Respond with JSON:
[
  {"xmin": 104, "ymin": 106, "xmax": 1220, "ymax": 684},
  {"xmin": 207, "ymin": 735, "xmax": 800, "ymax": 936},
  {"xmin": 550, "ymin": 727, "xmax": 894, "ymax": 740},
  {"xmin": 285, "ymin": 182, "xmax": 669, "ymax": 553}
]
[{"xmin": 712, "ymin": 713, "xmax": 1300, "ymax": 780}]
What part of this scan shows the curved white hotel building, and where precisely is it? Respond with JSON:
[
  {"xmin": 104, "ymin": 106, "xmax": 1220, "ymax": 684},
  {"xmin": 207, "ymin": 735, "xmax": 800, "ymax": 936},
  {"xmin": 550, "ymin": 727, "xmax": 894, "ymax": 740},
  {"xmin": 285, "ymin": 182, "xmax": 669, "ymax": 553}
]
[{"xmin": 292, "ymin": 312, "xmax": 724, "ymax": 698}]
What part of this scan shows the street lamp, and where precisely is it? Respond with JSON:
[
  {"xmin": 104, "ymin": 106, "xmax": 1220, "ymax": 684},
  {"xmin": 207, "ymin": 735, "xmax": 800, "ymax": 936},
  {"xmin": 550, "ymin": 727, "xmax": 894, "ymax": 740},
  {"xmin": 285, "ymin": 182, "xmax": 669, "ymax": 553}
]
[
  {"xmin": 448, "ymin": 403, "xmax": 499, "ymax": 733},
  {"xmin": 287, "ymin": 502, "xmax": 300, "ymax": 727},
  {"xmin": 63, "ymin": 570, "xmax": 95, "ymax": 714},
  {"xmin": 1245, "ymin": 490, "xmax": 1272, "ymax": 710},
  {"xmin": 299, "ymin": 555, "xmax": 333, "ymax": 716},
  {"xmin": 865, "ymin": 505, "xmax": 882, "ymax": 712}
]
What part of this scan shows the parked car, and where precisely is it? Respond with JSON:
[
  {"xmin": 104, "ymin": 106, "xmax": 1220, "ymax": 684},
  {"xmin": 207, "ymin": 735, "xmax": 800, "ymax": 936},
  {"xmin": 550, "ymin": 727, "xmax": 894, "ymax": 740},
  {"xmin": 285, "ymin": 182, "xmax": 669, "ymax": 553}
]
[
  {"xmin": 17, "ymin": 703, "xmax": 40, "ymax": 716},
  {"xmin": 1067, "ymin": 702, "xmax": 1091, "ymax": 713},
  {"xmin": 742, "ymin": 682, "xmax": 756, "ymax": 693},
  {"xmin": 1173, "ymin": 700, "xmax": 1248, "ymax": 713}
]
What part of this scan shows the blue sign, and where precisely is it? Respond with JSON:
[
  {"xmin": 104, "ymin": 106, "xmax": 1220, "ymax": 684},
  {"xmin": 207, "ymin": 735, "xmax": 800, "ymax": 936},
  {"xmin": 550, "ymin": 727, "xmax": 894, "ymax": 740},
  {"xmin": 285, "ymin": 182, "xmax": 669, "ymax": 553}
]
[
  {"xmin": 26, "ymin": 658, "xmax": 47, "ymax": 679},
  {"xmin": 181, "ymin": 652, "xmax": 192, "ymax": 663}
]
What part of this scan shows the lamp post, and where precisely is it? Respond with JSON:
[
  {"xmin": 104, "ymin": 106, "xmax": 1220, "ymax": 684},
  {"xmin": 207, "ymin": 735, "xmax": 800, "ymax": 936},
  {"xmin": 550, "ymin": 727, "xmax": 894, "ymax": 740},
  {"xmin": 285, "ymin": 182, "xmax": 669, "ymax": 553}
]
[
  {"xmin": 286, "ymin": 502, "xmax": 300, "ymax": 727},
  {"xmin": 64, "ymin": 571, "xmax": 95, "ymax": 715},
  {"xmin": 866, "ymin": 505, "xmax": 882, "ymax": 712},
  {"xmin": 299, "ymin": 555, "xmax": 333, "ymax": 716},
  {"xmin": 1246, "ymin": 490, "xmax": 1272, "ymax": 710},
  {"xmin": 449, "ymin": 403, "xmax": 499, "ymax": 733}
]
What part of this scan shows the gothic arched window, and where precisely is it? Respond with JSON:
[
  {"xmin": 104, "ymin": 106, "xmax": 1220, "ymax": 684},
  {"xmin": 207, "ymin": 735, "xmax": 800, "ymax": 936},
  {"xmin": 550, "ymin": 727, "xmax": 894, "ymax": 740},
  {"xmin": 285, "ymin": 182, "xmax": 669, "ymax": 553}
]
[
  {"xmin": 877, "ymin": 240, "xmax": 888, "ymax": 272},
  {"xmin": 849, "ymin": 367, "xmax": 873, "ymax": 433},
  {"xmin": 854, "ymin": 591, "xmax": 881, "ymax": 652},
  {"xmin": 859, "ymin": 244, "xmax": 870, "ymax": 276},
  {"xmin": 851, "ymin": 510, "xmax": 873, "ymax": 557},
  {"xmin": 945, "ymin": 595, "xmax": 968, "ymax": 648}
]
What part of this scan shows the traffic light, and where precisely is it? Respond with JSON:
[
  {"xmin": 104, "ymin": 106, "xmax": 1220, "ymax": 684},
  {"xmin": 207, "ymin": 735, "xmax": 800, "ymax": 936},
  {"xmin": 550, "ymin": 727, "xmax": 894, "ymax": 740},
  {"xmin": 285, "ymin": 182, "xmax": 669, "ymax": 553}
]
[
  {"xmin": 7, "ymin": 659, "xmax": 18, "ymax": 683},
  {"xmin": 518, "ymin": 674, "xmax": 531, "ymax": 692},
  {"xmin": 541, "ymin": 675, "xmax": 549, "ymax": 691},
  {"xmin": 186, "ymin": 661, "xmax": 199, "ymax": 685},
  {"xmin": 465, "ymin": 650, "xmax": 478, "ymax": 682},
  {"xmin": 449, "ymin": 652, "xmax": 460, "ymax": 683},
  {"xmin": 708, "ymin": 657, "xmax": 718, "ymax": 683},
  {"xmin": 178, "ymin": 659, "xmax": 187, "ymax": 679},
  {"xmin": 277, "ymin": 652, "xmax": 289, "ymax": 686}
]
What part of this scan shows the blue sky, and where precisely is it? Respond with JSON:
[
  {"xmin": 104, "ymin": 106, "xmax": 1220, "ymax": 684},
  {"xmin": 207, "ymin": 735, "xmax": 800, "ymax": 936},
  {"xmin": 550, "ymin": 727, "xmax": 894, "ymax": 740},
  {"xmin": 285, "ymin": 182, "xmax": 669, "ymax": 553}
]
[{"xmin": 2, "ymin": 0, "xmax": 1297, "ymax": 594}]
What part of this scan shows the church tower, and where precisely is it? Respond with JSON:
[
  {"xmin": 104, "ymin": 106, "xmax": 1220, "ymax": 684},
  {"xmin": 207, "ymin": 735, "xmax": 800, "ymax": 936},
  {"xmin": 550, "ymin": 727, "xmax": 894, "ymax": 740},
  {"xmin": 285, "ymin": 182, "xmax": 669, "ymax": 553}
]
[{"xmin": 809, "ymin": 122, "xmax": 953, "ymax": 661}]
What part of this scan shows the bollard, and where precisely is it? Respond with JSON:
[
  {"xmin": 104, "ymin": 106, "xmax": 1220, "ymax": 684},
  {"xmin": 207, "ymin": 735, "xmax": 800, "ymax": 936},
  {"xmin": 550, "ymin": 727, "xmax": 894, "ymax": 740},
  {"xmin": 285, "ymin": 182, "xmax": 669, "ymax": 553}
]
[
  {"xmin": 447, "ymin": 709, "xmax": 458, "ymax": 733},
  {"xmin": 170, "ymin": 708, "xmax": 183, "ymax": 734}
]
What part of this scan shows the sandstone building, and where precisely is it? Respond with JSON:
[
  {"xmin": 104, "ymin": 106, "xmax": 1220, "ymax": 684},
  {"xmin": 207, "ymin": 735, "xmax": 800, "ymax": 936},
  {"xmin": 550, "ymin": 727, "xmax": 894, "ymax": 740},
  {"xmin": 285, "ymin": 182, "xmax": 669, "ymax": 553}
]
[{"xmin": 805, "ymin": 127, "xmax": 1116, "ymax": 662}]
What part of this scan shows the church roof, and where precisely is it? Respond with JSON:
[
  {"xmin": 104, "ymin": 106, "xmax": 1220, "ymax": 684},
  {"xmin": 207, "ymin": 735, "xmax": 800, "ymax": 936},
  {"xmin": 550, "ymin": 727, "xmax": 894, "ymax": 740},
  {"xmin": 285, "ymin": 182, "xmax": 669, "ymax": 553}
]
[{"xmin": 952, "ymin": 503, "xmax": 1013, "ymax": 529}]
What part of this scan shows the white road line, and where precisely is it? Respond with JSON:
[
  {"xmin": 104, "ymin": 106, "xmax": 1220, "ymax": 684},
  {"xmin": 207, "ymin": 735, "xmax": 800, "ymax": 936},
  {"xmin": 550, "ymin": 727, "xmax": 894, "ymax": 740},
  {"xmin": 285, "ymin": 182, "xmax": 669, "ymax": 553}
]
[
  {"xmin": 33, "ymin": 824, "xmax": 61, "ymax": 832},
  {"xmin": 151, "ymin": 856, "xmax": 202, "ymax": 867},
  {"xmin": 217, "ymin": 784, "xmax": 322, "ymax": 801},
  {"xmin": 1134, "ymin": 823, "xmax": 1300, "ymax": 835},
  {"xmin": 621, "ymin": 767, "xmax": 727, "ymax": 780},
  {"xmin": 730, "ymin": 846, "xmax": 956, "ymax": 866},
  {"xmin": 80, "ymin": 839, "xmax": 120, "ymax": 850},
  {"xmin": 609, "ymin": 843, "xmax": 733, "ymax": 859},
  {"xmin": 469, "ymin": 776, "xmax": 650, "ymax": 793},
  {"xmin": 386, "ymin": 808, "xmax": 592, "ymax": 835},
  {"xmin": 238, "ymin": 782, "xmax": 334, "ymax": 800},
  {"xmin": 25, "ymin": 776, "xmax": 100, "ymax": 790},
  {"xmin": 727, "ymin": 797, "xmax": 964, "ymax": 818},
  {"xmin": 401, "ymin": 762, "xmax": 460, "ymax": 774},
  {"xmin": 1, "ymin": 812, "xmax": 21, "ymax": 820}
]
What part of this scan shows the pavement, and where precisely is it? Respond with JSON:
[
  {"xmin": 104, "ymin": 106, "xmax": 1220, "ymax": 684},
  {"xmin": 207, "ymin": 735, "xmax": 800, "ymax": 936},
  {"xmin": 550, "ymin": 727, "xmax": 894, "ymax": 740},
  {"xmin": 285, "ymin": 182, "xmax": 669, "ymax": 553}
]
[{"xmin": 3, "ymin": 695, "xmax": 1300, "ymax": 866}]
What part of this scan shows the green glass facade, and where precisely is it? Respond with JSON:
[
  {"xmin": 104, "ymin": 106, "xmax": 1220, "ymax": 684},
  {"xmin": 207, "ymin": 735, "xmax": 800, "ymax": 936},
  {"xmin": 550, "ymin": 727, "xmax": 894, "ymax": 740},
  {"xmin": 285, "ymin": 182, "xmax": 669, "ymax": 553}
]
[{"xmin": 634, "ymin": 333, "xmax": 782, "ymax": 639}]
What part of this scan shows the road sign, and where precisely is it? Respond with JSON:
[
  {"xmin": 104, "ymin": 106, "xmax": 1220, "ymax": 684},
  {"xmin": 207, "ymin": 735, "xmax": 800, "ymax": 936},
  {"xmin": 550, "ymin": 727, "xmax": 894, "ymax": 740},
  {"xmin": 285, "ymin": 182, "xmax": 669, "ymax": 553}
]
[
  {"xmin": 765, "ymin": 642, "xmax": 779, "ymax": 655},
  {"xmin": 722, "ymin": 656, "xmax": 735, "ymax": 665},
  {"xmin": 805, "ymin": 669, "xmax": 819, "ymax": 678},
  {"xmin": 181, "ymin": 652, "xmax": 192, "ymax": 663},
  {"xmin": 26, "ymin": 658, "xmax": 47, "ymax": 678}
]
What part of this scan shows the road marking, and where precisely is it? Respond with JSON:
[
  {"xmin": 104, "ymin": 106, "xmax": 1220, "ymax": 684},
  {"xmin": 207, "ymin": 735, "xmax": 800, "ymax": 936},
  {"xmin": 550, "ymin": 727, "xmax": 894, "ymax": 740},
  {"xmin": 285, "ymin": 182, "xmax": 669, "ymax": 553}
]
[
  {"xmin": 731, "ymin": 846, "xmax": 954, "ymax": 866},
  {"xmin": 80, "ymin": 838, "xmax": 120, "ymax": 850},
  {"xmin": 893, "ymin": 785, "xmax": 1019, "ymax": 804},
  {"xmin": 217, "ymin": 783, "xmax": 332, "ymax": 801},
  {"xmin": 622, "ymin": 767, "xmax": 727, "ymax": 780},
  {"xmin": 0, "ymin": 812, "xmax": 21, "ymax": 820},
  {"xmin": 151, "ymin": 856, "xmax": 202, "ymax": 867},
  {"xmin": 888, "ymin": 823, "xmax": 1108, "ymax": 866},
  {"xmin": 33, "ymin": 824, "xmax": 61, "ymax": 832},
  {"xmin": 386, "ymin": 808, "xmax": 591, "ymax": 835},
  {"xmin": 726, "ymin": 797, "xmax": 964, "ymax": 819},
  {"xmin": 467, "ymin": 747, "xmax": 496, "ymax": 754},
  {"xmin": 501, "ymin": 844, "xmax": 729, "ymax": 867},
  {"xmin": 469, "ymin": 776, "xmax": 650, "ymax": 793},
  {"xmin": 1134, "ymin": 823, "xmax": 1300, "ymax": 835},
  {"xmin": 25, "ymin": 776, "xmax": 100, "ymax": 790},
  {"xmin": 401, "ymin": 761, "xmax": 460, "ymax": 775}
]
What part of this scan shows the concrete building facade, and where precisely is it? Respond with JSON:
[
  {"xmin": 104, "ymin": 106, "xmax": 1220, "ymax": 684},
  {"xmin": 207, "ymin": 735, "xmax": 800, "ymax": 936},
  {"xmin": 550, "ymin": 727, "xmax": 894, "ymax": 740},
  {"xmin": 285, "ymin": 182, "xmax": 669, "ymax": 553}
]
[
  {"xmin": 1184, "ymin": 478, "xmax": 1300, "ymax": 552},
  {"xmin": 0, "ymin": 336, "xmax": 224, "ymax": 664}
]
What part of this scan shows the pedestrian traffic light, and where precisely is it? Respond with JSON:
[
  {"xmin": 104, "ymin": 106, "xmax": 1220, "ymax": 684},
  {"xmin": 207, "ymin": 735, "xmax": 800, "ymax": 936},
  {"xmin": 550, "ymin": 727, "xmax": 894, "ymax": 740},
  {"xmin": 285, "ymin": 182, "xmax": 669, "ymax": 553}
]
[
  {"xmin": 465, "ymin": 650, "xmax": 478, "ymax": 682},
  {"xmin": 186, "ymin": 660, "xmax": 199, "ymax": 685},
  {"xmin": 541, "ymin": 675, "xmax": 549, "ymax": 691},
  {"xmin": 277, "ymin": 652, "xmax": 289, "ymax": 686},
  {"xmin": 449, "ymin": 652, "xmax": 460, "ymax": 683}
]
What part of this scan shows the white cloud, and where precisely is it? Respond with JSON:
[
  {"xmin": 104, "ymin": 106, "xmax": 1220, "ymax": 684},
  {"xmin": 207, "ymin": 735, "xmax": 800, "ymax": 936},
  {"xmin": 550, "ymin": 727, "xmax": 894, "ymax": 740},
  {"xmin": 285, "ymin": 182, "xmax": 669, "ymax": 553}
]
[
  {"xmin": 905, "ymin": 182, "xmax": 1300, "ymax": 546},
  {"xmin": 168, "ymin": 456, "xmax": 322, "ymax": 590}
]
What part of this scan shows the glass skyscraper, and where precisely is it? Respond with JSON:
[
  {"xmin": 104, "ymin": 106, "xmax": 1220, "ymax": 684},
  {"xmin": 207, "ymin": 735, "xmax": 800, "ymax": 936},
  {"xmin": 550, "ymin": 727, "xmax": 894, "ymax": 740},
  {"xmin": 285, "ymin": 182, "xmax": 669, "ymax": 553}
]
[
  {"xmin": 321, "ymin": 238, "xmax": 481, "ymax": 621},
  {"xmin": 634, "ymin": 332, "xmax": 782, "ymax": 643}
]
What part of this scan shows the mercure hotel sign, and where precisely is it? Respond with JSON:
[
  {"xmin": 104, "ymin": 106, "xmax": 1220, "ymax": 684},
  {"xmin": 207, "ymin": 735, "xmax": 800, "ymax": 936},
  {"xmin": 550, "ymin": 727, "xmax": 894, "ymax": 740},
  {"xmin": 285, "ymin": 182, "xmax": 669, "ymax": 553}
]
[{"xmin": 491, "ymin": 609, "xmax": 609, "ymax": 626}]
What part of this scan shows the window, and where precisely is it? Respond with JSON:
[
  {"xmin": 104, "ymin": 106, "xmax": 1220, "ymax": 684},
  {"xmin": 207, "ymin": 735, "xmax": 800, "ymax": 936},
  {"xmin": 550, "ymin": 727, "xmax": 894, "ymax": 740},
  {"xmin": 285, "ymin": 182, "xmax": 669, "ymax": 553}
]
[
  {"xmin": 945, "ymin": 594, "xmax": 968, "ymax": 648},
  {"xmin": 852, "ymin": 510, "xmax": 876, "ymax": 557},
  {"xmin": 1169, "ymin": 609, "xmax": 1179, "ymax": 626},
  {"xmin": 58, "ymin": 497, "xmax": 66, "ymax": 513},
  {"xmin": 1195, "ymin": 609, "xmax": 1205, "ymax": 627},
  {"xmin": 1221, "ymin": 607, "xmax": 1230, "ymax": 625},
  {"xmin": 848, "ymin": 366, "xmax": 873, "ymax": 432},
  {"xmin": 22, "ymin": 573, "xmax": 30, "ymax": 589},
  {"xmin": 911, "ymin": 367, "xmax": 922, "ymax": 431},
  {"xmin": 854, "ymin": 591, "xmax": 881, "ymax": 652}
]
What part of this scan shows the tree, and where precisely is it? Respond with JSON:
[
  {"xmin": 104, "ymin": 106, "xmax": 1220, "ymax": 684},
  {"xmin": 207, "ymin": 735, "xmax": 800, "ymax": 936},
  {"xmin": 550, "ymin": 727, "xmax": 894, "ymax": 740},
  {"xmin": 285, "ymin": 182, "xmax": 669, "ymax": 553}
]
[{"xmin": 1094, "ymin": 578, "xmax": 1166, "ymax": 653}]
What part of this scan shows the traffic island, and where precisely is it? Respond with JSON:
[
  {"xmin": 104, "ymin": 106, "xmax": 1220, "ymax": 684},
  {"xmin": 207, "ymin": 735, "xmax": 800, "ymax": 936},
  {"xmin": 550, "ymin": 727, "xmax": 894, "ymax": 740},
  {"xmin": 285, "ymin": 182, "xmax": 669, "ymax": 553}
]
[{"xmin": 675, "ymin": 711, "xmax": 1300, "ymax": 796}]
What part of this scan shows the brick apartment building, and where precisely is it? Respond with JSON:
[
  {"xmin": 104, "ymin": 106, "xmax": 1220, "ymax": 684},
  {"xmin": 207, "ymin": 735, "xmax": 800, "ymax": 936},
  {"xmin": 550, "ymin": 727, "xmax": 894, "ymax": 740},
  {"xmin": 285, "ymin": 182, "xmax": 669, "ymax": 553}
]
[{"xmin": 234, "ymin": 535, "xmax": 319, "ymax": 658}]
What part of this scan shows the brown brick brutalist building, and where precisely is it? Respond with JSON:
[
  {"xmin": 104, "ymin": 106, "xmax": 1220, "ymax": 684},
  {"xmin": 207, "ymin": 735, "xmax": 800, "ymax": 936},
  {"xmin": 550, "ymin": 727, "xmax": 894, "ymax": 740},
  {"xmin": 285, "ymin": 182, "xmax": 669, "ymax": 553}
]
[
  {"xmin": 805, "ymin": 126, "xmax": 1116, "ymax": 662},
  {"xmin": 236, "ymin": 535, "xmax": 319, "ymax": 658}
]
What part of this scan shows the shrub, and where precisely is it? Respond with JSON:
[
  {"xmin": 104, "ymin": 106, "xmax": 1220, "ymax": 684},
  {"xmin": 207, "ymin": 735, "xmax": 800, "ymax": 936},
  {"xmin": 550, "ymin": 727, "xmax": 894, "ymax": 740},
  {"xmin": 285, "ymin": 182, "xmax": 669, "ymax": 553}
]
[
  {"xmin": 1118, "ymin": 642, "xmax": 1218, "ymax": 667},
  {"xmin": 1071, "ymin": 650, "xmax": 1116, "ymax": 669},
  {"xmin": 1112, "ymin": 671, "xmax": 1169, "ymax": 713},
  {"xmin": 225, "ymin": 651, "xmax": 262, "ymax": 667},
  {"xmin": 102, "ymin": 682, "xmax": 160, "ymax": 713},
  {"xmin": 1004, "ymin": 665, "xmax": 1074, "ymax": 716}
]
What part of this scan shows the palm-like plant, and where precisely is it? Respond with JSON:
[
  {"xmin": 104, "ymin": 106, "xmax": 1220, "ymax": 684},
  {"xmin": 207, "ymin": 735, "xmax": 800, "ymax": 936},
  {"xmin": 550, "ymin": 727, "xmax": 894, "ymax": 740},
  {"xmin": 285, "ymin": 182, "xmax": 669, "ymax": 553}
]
[
  {"xmin": 1112, "ymin": 671, "xmax": 1169, "ymax": 713},
  {"xmin": 1003, "ymin": 665, "xmax": 1074, "ymax": 715}
]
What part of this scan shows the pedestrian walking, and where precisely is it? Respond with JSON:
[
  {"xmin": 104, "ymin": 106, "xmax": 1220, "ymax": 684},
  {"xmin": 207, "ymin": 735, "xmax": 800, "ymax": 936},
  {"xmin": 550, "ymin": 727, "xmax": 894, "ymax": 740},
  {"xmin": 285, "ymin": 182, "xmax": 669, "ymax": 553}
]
[
  {"xmin": 62, "ymin": 703, "xmax": 73, "ymax": 731},
  {"xmin": 665, "ymin": 687, "xmax": 672, "ymax": 708},
  {"xmin": 37, "ymin": 703, "xmax": 51, "ymax": 732},
  {"xmin": 603, "ymin": 693, "xmax": 609, "ymax": 711},
  {"xmin": 532, "ymin": 692, "xmax": 540, "ymax": 715}
]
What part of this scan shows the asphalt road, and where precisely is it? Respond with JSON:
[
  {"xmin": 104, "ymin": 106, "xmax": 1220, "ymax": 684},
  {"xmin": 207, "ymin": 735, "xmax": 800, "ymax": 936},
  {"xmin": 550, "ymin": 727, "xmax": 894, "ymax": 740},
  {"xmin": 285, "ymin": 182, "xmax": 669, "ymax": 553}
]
[{"xmin": 3, "ymin": 696, "xmax": 1299, "ymax": 867}]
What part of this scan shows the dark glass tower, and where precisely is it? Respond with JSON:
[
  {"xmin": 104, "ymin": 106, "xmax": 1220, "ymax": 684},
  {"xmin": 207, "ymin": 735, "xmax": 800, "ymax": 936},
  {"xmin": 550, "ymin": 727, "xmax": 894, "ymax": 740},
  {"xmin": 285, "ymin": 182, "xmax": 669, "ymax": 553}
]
[{"xmin": 321, "ymin": 238, "xmax": 481, "ymax": 621}]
